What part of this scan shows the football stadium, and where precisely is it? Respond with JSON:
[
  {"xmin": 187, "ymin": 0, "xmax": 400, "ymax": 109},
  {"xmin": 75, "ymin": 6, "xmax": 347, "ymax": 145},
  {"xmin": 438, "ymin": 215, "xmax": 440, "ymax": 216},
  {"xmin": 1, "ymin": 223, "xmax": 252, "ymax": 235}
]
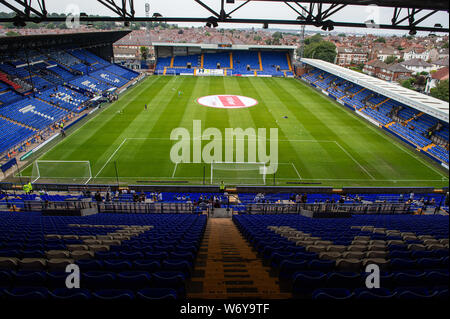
[{"xmin": 0, "ymin": 0, "xmax": 449, "ymax": 310}]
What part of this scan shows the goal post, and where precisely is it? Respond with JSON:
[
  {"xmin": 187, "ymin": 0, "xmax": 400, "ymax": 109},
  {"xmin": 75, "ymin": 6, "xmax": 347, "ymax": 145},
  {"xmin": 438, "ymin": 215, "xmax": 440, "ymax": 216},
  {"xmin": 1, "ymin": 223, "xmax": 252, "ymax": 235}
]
[
  {"xmin": 210, "ymin": 162, "xmax": 267, "ymax": 185},
  {"xmin": 31, "ymin": 160, "xmax": 92, "ymax": 184}
]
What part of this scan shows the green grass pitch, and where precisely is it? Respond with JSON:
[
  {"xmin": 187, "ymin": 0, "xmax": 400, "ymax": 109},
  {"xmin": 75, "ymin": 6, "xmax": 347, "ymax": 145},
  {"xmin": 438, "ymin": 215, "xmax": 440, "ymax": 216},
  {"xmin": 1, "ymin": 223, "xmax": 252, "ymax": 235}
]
[{"xmin": 19, "ymin": 76, "xmax": 449, "ymax": 187}]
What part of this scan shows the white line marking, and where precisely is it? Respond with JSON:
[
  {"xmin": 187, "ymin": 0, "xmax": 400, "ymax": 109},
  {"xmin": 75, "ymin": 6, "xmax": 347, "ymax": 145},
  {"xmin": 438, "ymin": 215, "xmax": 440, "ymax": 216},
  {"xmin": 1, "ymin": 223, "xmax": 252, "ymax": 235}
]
[
  {"xmin": 125, "ymin": 137, "xmax": 336, "ymax": 142},
  {"xmin": 90, "ymin": 176, "xmax": 446, "ymax": 182},
  {"xmin": 334, "ymin": 141, "xmax": 376, "ymax": 180},
  {"xmin": 291, "ymin": 162, "xmax": 302, "ymax": 180},
  {"xmin": 324, "ymin": 89, "xmax": 449, "ymax": 180},
  {"xmin": 94, "ymin": 138, "xmax": 128, "ymax": 178},
  {"xmin": 16, "ymin": 77, "xmax": 153, "ymax": 175},
  {"xmin": 172, "ymin": 162, "xmax": 178, "ymax": 178}
]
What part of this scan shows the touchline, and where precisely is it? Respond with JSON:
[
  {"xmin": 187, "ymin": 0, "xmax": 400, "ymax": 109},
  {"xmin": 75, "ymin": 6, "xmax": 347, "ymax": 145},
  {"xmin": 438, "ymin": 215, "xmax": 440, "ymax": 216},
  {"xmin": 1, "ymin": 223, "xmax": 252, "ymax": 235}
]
[{"xmin": 169, "ymin": 120, "xmax": 279, "ymax": 174}]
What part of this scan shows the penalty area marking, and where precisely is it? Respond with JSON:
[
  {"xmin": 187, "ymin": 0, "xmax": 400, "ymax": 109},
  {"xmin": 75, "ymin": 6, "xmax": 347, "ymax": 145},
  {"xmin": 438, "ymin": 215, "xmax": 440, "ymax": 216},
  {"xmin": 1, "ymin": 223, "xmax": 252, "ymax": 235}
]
[
  {"xmin": 92, "ymin": 137, "xmax": 445, "ymax": 183},
  {"xmin": 334, "ymin": 141, "xmax": 376, "ymax": 180},
  {"xmin": 291, "ymin": 162, "xmax": 302, "ymax": 180}
]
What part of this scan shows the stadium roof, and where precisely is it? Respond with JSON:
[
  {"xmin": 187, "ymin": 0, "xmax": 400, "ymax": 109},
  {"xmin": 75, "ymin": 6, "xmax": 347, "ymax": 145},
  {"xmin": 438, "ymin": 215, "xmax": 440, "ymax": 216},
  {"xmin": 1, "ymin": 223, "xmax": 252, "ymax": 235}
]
[
  {"xmin": 0, "ymin": 31, "xmax": 131, "ymax": 53},
  {"xmin": 152, "ymin": 42, "xmax": 296, "ymax": 51},
  {"xmin": 301, "ymin": 58, "xmax": 449, "ymax": 123},
  {"xmin": 250, "ymin": 0, "xmax": 449, "ymax": 11}
]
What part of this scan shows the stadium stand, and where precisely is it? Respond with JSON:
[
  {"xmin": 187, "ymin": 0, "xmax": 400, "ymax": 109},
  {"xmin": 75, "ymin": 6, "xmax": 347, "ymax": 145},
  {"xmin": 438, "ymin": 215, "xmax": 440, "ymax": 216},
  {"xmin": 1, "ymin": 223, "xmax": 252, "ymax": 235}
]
[
  {"xmin": 0, "ymin": 118, "xmax": 34, "ymax": 155},
  {"xmin": 0, "ymin": 188, "xmax": 447, "ymax": 300},
  {"xmin": 69, "ymin": 75, "xmax": 113, "ymax": 94},
  {"xmin": 234, "ymin": 213, "xmax": 449, "ymax": 299},
  {"xmin": 155, "ymin": 50, "xmax": 294, "ymax": 77},
  {"xmin": 0, "ymin": 46, "xmax": 139, "ymax": 157},
  {"xmin": 301, "ymin": 67, "xmax": 449, "ymax": 165},
  {"xmin": 0, "ymin": 211, "xmax": 206, "ymax": 300},
  {"xmin": 37, "ymin": 86, "xmax": 89, "ymax": 113},
  {"xmin": 0, "ymin": 98, "xmax": 68, "ymax": 130},
  {"xmin": 89, "ymin": 70, "xmax": 129, "ymax": 88}
]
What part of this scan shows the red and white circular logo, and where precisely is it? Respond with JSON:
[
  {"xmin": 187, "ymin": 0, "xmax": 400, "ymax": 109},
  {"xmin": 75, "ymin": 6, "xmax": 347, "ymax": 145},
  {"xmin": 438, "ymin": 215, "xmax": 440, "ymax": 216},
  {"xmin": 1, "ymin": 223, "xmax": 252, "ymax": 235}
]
[{"xmin": 197, "ymin": 95, "xmax": 258, "ymax": 109}]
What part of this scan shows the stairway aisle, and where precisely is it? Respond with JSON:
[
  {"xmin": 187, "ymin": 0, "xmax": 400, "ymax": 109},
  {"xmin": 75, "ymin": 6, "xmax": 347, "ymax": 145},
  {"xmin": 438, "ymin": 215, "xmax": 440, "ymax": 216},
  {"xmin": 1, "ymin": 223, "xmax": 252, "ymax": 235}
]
[{"xmin": 187, "ymin": 218, "xmax": 291, "ymax": 299}]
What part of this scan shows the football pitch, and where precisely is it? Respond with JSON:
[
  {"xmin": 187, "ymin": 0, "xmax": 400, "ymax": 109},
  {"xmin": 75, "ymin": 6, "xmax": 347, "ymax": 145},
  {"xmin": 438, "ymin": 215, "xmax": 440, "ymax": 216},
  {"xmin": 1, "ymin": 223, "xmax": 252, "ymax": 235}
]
[{"xmin": 19, "ymin": 76, "xmax": 449, "ymax": 187}]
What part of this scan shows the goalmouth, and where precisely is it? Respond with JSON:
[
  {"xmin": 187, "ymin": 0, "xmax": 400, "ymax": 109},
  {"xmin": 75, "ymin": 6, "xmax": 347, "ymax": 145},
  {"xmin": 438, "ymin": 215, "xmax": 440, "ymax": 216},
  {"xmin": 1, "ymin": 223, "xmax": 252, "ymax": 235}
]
[
  {"xmin": 31, "ymin": 160, "xmax": 92, "ymax": 184},
  {"xmin": 211, "ymin": 162, "xmax": 268, "ymax": 185}
]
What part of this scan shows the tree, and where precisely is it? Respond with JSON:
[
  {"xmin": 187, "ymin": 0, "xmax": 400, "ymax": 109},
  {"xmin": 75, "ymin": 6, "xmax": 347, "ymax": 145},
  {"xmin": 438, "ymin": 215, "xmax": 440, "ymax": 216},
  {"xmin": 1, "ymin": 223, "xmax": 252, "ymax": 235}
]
[
  {"xmin": 374, "ymin": 37, "xmax": 386, "ymax": 43},
  {"xmin": 401, "ymin": 78, "xmax": 415, "ymax": 90},
  {"xmin": 5, "ymin": 31, "xmax": 20, "ymax": 37},
  {"xmin": 430, "ymin": 80, "xmax": 449, "ymax": 102},
  {"xmin": 338, "ymin": 33, "xmax": 346, "ymax": 37},
  {"xmin": 272, "ymin": 31, "xmax": 283, "ymax": 39},
  {"xmin": 304, "ymin": 33, "xmax": 322, "ymax": 45},
  {"xmin": 140, "ymin": 46, "xmax": 149, "ymax": 60},
  {"xmin": 384, "ymin": 55, "xmax": 397, "ymax": 64},
  {"xmin": 304, "ymin": 40, "xmax": 337, "ymax": 63},
  {"xmin": 253, "ymin": 35, "xmax": 262, "ymax": 41}
]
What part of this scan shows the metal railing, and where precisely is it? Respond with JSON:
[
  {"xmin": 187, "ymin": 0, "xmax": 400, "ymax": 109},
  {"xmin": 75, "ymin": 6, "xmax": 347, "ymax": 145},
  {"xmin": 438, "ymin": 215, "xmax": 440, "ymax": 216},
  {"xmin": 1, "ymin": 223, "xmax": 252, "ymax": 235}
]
[
  {"xmin": 245, "ymin": 202, "xmax": 412, "ymax": 215},
  {"xmin": 20, "ymin": 200, "xmax": 412, "ymax": 215},
  {"xmin": 24, "ymin": 200, "xmax": 97, "ymax": 212},
  {"xmin": 98, "ymin": 202, "xmax": 196, "ymax": 214}
]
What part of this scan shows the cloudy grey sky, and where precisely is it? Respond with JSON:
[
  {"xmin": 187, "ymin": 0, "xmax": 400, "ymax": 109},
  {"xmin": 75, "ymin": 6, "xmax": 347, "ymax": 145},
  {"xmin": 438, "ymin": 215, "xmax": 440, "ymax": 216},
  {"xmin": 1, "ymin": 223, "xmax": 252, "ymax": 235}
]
[{"xmin": 1, "ymin": 0, "xmax": 448, "ymax": 36}]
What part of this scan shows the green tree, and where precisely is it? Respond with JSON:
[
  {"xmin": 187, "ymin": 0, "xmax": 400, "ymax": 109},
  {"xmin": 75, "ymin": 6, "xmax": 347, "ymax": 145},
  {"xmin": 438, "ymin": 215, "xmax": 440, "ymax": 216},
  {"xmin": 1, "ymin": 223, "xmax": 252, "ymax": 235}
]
[
  {"xmin": 5, "ymin": 31, "xmax": 20, "ymax": 36},
  {"xmin": 401, "ymin": 78, "xmax": 415, "ymax": 90},
  {"xmin": 272, "ymin": 31, "xmax": 283, "ymax": 39},
  {"xmin": 304, "ymin": 41, "xmax": 337, "ymax": 63},
  {"xmin": 140, "ymin": 46, "xmax": 149, "ymax": 60},
  {"xmin": 253, "ymin": 35, "xmax": 262, "ymax": 41},
  {"xmin": 430, "ymin": 79, "xmax": 449, "ymax": 102},
  {"xmin": 384, "ymin": 55, "xmax": 397, "ymax": 64},
  {"xmin": 374, "ymin": 37, "xmax": 386, "ymax": 43},
  {"xmin": 304, "ymin": 33, "xmax": 322, "ymax": 45}
]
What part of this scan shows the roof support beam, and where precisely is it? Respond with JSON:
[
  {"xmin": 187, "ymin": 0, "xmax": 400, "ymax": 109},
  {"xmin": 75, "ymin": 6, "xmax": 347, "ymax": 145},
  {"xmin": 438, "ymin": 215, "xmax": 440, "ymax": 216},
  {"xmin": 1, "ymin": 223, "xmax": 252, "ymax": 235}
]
[{"xmin": 0, "ymin": 0, "xmax": 447, "ymax": 33}]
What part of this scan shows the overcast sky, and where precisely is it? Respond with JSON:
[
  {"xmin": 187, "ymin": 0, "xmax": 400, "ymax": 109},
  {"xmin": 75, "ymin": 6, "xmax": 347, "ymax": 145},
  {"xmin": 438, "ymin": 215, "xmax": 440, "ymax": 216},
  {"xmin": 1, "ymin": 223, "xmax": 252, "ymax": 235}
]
[{"xmin": 1, "ymin": 0, "xmax": 448, "ymax": 36}]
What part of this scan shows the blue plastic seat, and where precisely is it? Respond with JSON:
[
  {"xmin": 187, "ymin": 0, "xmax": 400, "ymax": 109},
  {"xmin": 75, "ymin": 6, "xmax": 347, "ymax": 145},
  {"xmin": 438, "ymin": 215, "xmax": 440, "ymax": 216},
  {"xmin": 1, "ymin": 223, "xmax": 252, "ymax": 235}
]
[
  {"xmin": 326, "ymin": 272, "xmax": 362, "ymax": 288},
  {"xmin": 0, "ymin": 270, "xmax": 12, "ymax": 286},
  {"xmin": 76, "ymin": 259, "xmax": 104, "ymax": 271},
  {"xmin": 279, "ymin": 260, "xmax": 308, "ymax": 280},
  {"xmin": 82, "ymin": 271, "xmax": 117, "ymax": 289},
  {"xmin": 50, "ymin": 288, "xmax": 91, "ymax": 300},
  {"xmin": 390, "ymin": 258, "xmax": 417, "ymax": 270},
  {"xmin": 137, "ymin": 288, "xmax": 177, "ymax": 300},
  {"xmin": 308, "ymin": 259, "xmax": 335, "ymax": 272},
  {"xmin": 92, "ymin": 289, "xmax": 135, "ymax": 300},
  {"xmin": 393, "ymin": 271, "xmax": 426, "ymax": 287},
  {"xmin": 5, "ymin": 286, "xmax": 49, "ymax": 300},
  {"xmin": 103, "ymin": 260, "xmax": 132, "ymax": 272},
  {"xmin": 418, "ymin": 257, "xmax": 446, "ymax": 270},
  {"xmin": 117, "ymin": 271, "xmax": 152, "ymax": 289},
  {"xmin": 394, "ymin": 287, "xmax": 438, "ymax": 299},
  {"xmin": 14, "ymin": 271, "xmax": 47, "ymax": 287},
  {"xmin": 292, "ymin": 271, "xmax": 327, "ymax": 295},
  {"xmin": 312, "ymin": 288, "xmax": 354, "ymax": 300},
  {"xmin": 161, "ymin": 260, "xmax": 192, "ymax": 277},
  {"xmin": 46, "ymin": 271, "xmax": 68, "ymax": 288},
  {"xmin": 151, "ymin": 271, "xmax": 185, "ymax": 291},
  {"xmin": 354, "ymin": 288, "xmax": 396, "ymax": 299},
  {"xmin": 133, "ymin": 259, "xmax": 162, "ymax": 272}
]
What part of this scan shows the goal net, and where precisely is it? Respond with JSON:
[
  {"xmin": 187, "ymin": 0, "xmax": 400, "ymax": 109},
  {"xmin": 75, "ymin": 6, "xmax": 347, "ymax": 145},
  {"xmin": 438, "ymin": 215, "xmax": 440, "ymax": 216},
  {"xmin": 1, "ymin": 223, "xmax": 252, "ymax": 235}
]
[
  {"xmin": 31, "ymin": 160, "xmax": 92, "ymax": 184},
  {"xmin": 211, "ymin": 162, "xmax": 267, "ymax": 185}
]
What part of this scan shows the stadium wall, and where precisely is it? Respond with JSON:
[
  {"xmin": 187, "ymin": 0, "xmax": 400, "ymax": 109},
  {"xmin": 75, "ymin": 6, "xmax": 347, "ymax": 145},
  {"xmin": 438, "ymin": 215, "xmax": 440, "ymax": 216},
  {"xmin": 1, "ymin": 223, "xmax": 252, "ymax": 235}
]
[{"xmin": 0, "ymin": 181, "xmax": 447, "ymax": 195}]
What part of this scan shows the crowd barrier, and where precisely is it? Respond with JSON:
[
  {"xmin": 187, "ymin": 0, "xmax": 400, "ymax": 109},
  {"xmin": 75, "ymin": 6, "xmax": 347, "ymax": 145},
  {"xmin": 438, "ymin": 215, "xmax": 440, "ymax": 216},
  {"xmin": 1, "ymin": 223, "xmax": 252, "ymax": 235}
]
[{"xmin": 20, "ymin": 200, "xmax": 415, "ymax": 215}]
